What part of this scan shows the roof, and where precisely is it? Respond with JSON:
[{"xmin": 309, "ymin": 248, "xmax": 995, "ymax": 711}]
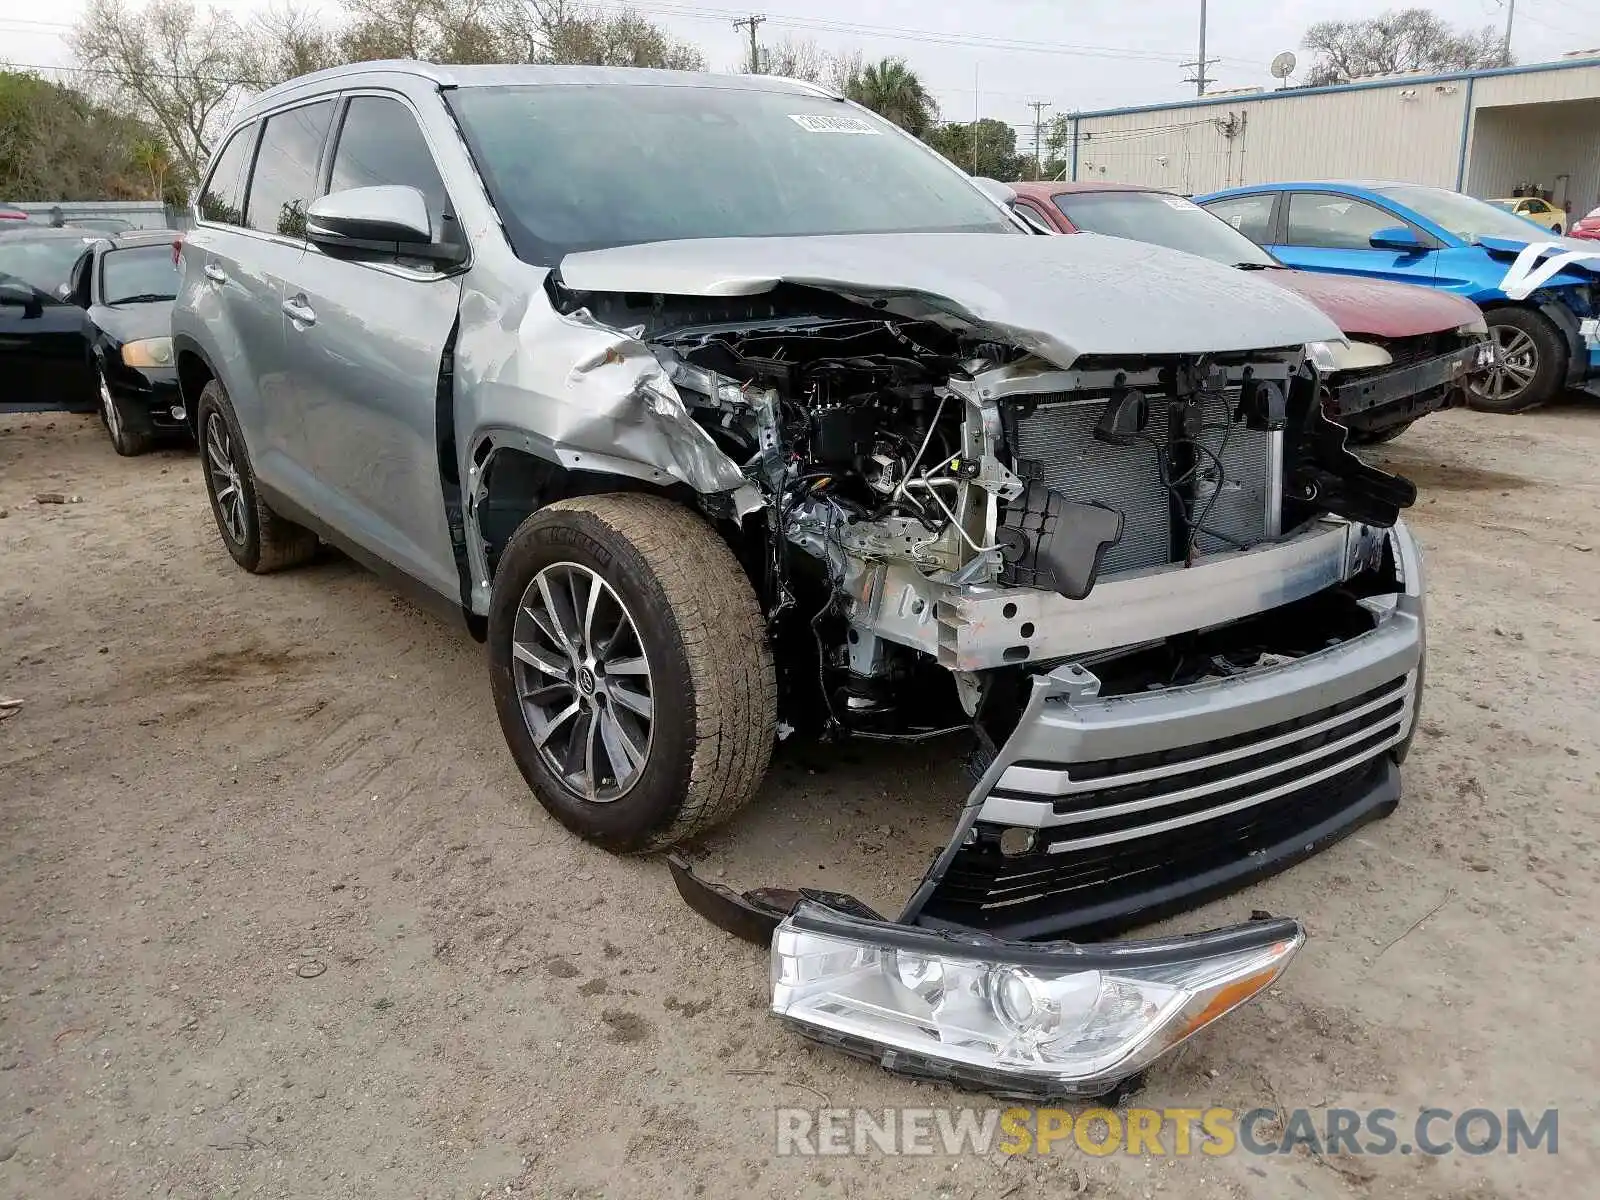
[
  {"xmin": 247, "ymin": 60, "xmax": 835, "ymax": 116},
  {"xmin": 1073, "ymin": 54, "xmax": 1600, "ymax": 121},
  {"xmin": 1202, "ymin": 180, "xmax": 1443, "ymax": 197},
  {"xmin": 1011, "ymin": 180, "xmax": 1159, "ymax": 199}
]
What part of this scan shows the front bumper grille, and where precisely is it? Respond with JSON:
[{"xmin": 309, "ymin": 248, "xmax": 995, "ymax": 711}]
[
  {"xmin": 1007, "ymin": 389, "xmax": 1275, "ymax": 576},
  {"xmin": 922, "ymin": 756, "xmax": 1399, "ymax": 942}
]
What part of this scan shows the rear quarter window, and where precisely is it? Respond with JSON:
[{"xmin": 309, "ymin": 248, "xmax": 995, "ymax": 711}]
[{"xmin": 199, "ymin": 125, "xmax": 258, "ymax": 227}]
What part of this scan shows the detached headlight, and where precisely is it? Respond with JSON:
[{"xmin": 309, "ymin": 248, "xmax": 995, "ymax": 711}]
[
  {"xmin": 121, "ymin": 337, "xmax": 173, "ymax": 368},
  {"xmin": 1305, "ymin": 339, "xmax": 1393, "ymax": 374},
  {"xmin": 771, "ymin": 902, "xmax": 1303, "ymax": 1098}
]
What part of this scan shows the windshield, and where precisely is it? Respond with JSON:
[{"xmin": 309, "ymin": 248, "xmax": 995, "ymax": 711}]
[
  {"xmin": 0, "ymin": 237, "xmax": 89, "ymax": 292},
  {"xmin": 101, "ymin": 244, "xmax": 179, "ymax": 304},
  {"xmin": 1051, "ymin": 190, "xmax": 1278, "ymax": 267},
  {"xmin": 1376, "ymin": 185, "xmax": 1555, "ymax": 244},
  {"xmin": 447, "ymin": 84, "xmax": 1014, "ymax": 264}
]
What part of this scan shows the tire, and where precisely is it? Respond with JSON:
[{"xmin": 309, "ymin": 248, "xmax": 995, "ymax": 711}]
[
  {"xmin": 1468, "ymin": 308, "xmax": 1568, "ymax": 413},
  {"xmin": 488, "ymin": 494, "xmax": 777, "ymax": 852},
  {"xmin": 98, "ymin": 365, "xmax": 153, "ymax": 457},
  {"xmin": 196, "ymin": 380, "xmax": 318, "ymax": 573},
  {"xmin": 1348, "ymin": 420, "xmax": 1414, "ymax": 446}
]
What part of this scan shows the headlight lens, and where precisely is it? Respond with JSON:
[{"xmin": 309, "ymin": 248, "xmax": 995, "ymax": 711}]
[
  {"xmin": 771, "ymin": 902, "xmax": 1303, "ymax": 1098},
  {"xmin": 1456, "ymin": 314, "xmax": 1489, "ymax": 336},
  {"xmin": 1305, "ymin": 339, "xmax": 1393, "ymax": 374},
  {"xmin": 121, "ymin": 337, "xmax": 173, "ymax": 368}
]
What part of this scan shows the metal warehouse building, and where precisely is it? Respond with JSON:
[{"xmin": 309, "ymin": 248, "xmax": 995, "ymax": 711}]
[{"xmin": 1067, "ymin": 53, "xmax": 1600, "ymax": 212}]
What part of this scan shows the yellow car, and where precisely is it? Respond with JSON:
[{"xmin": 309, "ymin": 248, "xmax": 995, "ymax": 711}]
[{"xmin": 1489, "ymin": 197, "xmax": 1567, "ymax": 234}]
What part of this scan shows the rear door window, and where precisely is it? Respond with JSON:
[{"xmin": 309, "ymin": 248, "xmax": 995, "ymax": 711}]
[
  {"xmin": 1202, "ymin": 193, "xmax": 1276, "ymax": 243},
  {"xmin": 246, "ymin": 100, "xmax": 336, "ymax": 238},
  {"xmin": 198, "ymin": 124, "xmax": 258, "ymax": 227},
  {"xmin": 326, "ymin": 96, "xmax": 455, "ymax": 243}
]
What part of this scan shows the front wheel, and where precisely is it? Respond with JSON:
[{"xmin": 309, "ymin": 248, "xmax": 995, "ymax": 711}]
[
  {"xmin": 1468, "ymin": 308, "xmax": 1568, "ymax": 413},
  {"xmin": 98, "ymin": 365, "xmax": 152, "ymax": 457},
  {"xmin": 488, "ymin": 494, "xmax": 776, "ymax": 852}
]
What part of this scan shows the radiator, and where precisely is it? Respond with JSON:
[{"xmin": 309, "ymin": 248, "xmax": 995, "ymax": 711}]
[{"xmin": 1008, "ymin": 390, "xmax": 1277, "ymax": 576}]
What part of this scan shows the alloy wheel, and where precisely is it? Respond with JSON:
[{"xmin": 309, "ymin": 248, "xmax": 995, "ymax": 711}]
[
  {"xmin": 99, "ymin": 369, "xmax": 124, "ymax": 444},
  {"xmin": 204, "ymin": 412, "xmax": 248, "ymax": 545},
  {"xmin": 1473, "ymin": 325, "xmax": 1539, "ymax": 405},
  {"xmin": 511, "ymin": 563, "xmax": 655, "ymax": 803}
]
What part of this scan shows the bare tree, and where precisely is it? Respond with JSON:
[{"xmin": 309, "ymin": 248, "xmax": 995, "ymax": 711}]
[
  {"xmin": 237, "ymin": 4, "xmax": 345, "ymax": 88},
  {"xmin": 1303, "ymin": 8, "xmax": 1506, "ymax": 86},
  {"xmin": 336, "ymin": 0, "xmax": 510, "ymax": 64},
  {"xmin": 756, "ymin": 35, "xmax": 828, "ymax": 81},
  {"xmin": 70, "ymin": 0, "xmax": 247, "ymax": 183},
  {"xmin": 492, "ymin": 0, "xmax": 703, "ymax": 68}
]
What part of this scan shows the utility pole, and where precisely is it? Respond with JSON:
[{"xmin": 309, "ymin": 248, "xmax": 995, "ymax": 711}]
[
  {"xmin": 732, "ymin": 14, "xmax": 766, "ymax": 74},
  {"xmin": 1028, "ymin": 100, "xmax": 1051, "ymax": 179},
  {"xmin": 1181, "ymin": 0, "xmax": 1218, "ymax": 97},
  {"xmin": 972, "ymin": 64, "xmax": 979, "ymax": 174},
  {"xmin": 1500, "ymin": 0, "xmax": 1516, "ymax": 66}
]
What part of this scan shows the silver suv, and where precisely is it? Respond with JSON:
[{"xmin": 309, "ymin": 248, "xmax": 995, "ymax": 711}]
[{"xmin": 173, "ymin": 62, "xmax": 1424, "ymax": 952}]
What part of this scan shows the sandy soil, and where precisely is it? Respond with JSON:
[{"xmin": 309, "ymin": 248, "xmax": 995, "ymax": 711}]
[{"xmin": 2, "ymin": 400, "xmax": 1597, "ymax": 1199}]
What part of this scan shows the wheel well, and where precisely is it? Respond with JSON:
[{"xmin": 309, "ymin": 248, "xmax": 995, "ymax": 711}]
[
  {"xmin": 475, "ymin": 446, "xmax": 700, "ymax": 582},
  {"xmin": 176, "ymin": 350, "xmax": 213, "ymax": 437}
]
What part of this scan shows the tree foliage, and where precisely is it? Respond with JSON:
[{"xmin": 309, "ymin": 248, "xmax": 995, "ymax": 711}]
[
  {"xmin": 1303, "ymin": 8, "xmax": 1506, "ymax": 86},
  {"xmin": 0, "ymin": 69, "xmax": 174, "ymax": 201},
  {"xmin": 923, "ymin": 118, "xmax": 1023, "ymax": 181},
  {"xmin": 842, "ymin": 57, "xmax": 938, "ymax": 138},
  {"xmin": 70, "ymin": 0, "xmax": 247, "ymax": 184}
]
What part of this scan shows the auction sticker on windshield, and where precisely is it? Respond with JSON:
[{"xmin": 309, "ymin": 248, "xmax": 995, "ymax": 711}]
[{"xmin": 788, "ymin": 114, "xmax": 882, "ymax": 134}]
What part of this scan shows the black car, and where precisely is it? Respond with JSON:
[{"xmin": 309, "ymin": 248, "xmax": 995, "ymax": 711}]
[
  {"xmin": 0, "ymin": 227, "xmax": 103, "ymax": 417},
  {"xmin": 1, "ymin": 227, "xmax": 185, "ymax": 455},
  {"xmin": 64, "ymin": 229, "xmax": 185, "ymax": 455}
]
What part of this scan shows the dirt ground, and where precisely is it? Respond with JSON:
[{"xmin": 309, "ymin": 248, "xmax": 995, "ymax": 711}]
[{"xmin": 2, "ymin": 399, "xmax": 1597, "ymax": 1200}]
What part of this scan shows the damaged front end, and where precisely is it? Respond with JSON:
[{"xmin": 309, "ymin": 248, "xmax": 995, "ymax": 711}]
[{"xmin": 485, "ymin": 236, "xmax": 1423, "ymax": 1100}]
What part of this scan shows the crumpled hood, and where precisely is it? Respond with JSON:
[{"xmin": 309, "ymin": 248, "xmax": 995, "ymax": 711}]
[
  {"xmin": 1268, "ymin": 269, "xmax": 1481, "ymax": 339},
  {"xmin": 558, "ymin": 232, "xmax": 1344, "ymax": 368},
  {"xmin": 1476, "ymin": 235, "xmax": 1600, "ymax": 297}
]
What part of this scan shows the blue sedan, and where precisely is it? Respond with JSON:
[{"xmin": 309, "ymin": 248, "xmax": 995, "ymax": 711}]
[{"xmin": 1197, "ymin": 181, "xmax": 1600, "ymax": 412}]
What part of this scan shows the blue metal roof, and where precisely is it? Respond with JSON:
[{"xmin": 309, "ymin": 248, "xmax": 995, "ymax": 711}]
[{"xmin": 1072, "ymin": 55, "xmax": 1600, "ymax": 121}]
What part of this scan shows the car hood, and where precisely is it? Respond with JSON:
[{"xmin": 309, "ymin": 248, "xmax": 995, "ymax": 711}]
[
  {"xmin": 1267, "ymin": 269, "xmax": 1481, "ymax": 339},
  {"xmin": 89, "ymin": 299, "xmax": 174, "ymax": 344},
  {"xmin": 1474, "ymin": 235, "xmax": 1600, "ymax": 294},
  {"xmin": 557, "ymin": 232, "xmax": 1344, "ymax": 368}
]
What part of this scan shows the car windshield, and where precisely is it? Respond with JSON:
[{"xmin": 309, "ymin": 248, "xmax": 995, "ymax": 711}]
[
  {"xmin": 447, "ymin": 84, "xmax": 1014, "ymax": 264},
  {"xmin": 0, "ymin": 237, "xmax": 89, "ymax": 292},
  {"xmin": 1051, "ymin": 190, "xmax": 1279, "ymax": 267},
  {"xmin": 101, "ymin": 244, "xmax": 179, "ymax": 304},
  {"xmin": 1376, "ymin": 185, "xmax": 1555, "ymax": 244}
]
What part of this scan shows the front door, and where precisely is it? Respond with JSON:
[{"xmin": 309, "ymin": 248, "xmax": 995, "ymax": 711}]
[
  {"xmin": 1271, "ymin": 191, "xmax": 1439, "ymax": 287},
  {"xmin": 280, "ymin": 92, "xmax": 466, "ymax": 600},
  {"xmin": 0, "ymin": 284, "xmax": 96, "ymax": 413}
]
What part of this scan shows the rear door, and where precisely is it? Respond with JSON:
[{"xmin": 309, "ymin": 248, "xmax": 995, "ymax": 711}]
[
  {"xmin": 278, "ymin": 92, "xmax": 466, "ymax": 599},
  {"xmin": 1271, "ymin": 191, "xmax": 1439, "ymax": 287}
]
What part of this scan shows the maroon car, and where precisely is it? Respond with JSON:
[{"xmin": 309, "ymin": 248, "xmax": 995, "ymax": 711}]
[{"xmin": 1011, "ymin": 181, "xmax": 1492, "ymax": 443}]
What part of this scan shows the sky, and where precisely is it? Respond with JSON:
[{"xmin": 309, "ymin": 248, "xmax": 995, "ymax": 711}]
[{"xmin": 1, "ymin": 0, "xmax": 1595, "ymax": 142}]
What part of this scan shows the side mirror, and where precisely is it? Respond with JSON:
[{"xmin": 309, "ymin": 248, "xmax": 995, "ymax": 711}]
[
  {"xmin": 307, "ymin": 186, "xmax": 460, "ymax": 263},
  {"xmin": 1369, "ymin": 225, "xmax": 1425, "ymax": 252},
  {"xmin": 0, "ymin": 284, "xmax": 44, "ymax": 318}
]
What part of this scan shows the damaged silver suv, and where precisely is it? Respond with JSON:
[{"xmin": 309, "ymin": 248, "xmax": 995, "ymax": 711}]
[{"xmin": 174, "ymin": 63, "xmax": 1424, "ymax": 1098}]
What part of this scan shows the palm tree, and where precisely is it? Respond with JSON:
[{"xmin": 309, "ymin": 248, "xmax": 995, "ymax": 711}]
[{"xmin": 843, "ymin": 57, "xmax": 938, "ymax": 138}]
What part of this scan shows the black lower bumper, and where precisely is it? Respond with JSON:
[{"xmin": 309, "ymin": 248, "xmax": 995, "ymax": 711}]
[
  {"xmin": 109, "ymin": 368, "xmax": 185, "ymax": 433},
  {"xmin": 914, "ymin": 754, "xmax": 1399, "ymax": 942},
  {"xmin": 1329, "ymin": 344, "xmax": 1483, "ymax": 435}
]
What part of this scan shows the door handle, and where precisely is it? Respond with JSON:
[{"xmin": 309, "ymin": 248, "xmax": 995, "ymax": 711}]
[
  {"xmin": 282, "ymin": 297, "xmax": 316, "ymax": 326},
  {"xmin": 203, "ymin": 263, "xmax": 226, "ymax": 283}
]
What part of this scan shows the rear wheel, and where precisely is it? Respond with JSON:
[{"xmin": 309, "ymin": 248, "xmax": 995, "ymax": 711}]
[
  {"xmin": 488, "ymin": 494, "xmax": 776, "ymax": 852},
  {"xmin": 197, "ymin": 380, "xmax": 318, "ymax": 573},
  {"xmin": 1469, "ymin": 308, "xmax": 1567, "ymax": 413}
]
